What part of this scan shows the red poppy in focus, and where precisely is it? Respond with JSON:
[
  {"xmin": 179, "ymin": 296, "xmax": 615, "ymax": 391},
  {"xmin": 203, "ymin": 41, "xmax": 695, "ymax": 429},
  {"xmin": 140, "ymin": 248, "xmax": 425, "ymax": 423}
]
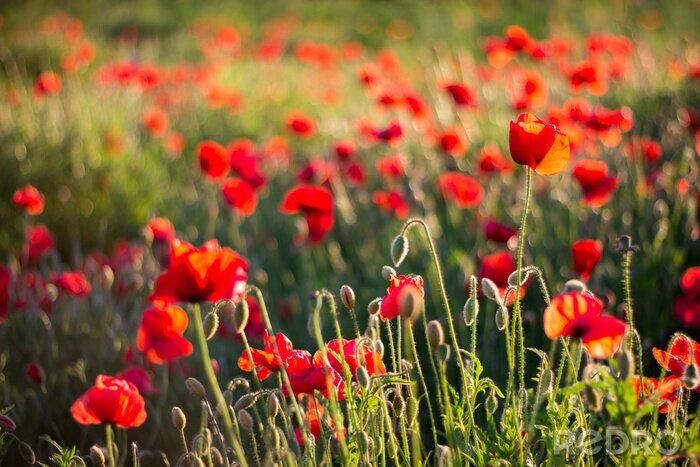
[
  {"xmin": 22, "ymin": 224, "xmax": 55, "ymax": 263},
  {"xmin": 54, "ymin": 272, "xmax": 92, "ymax": 298},
  {"xmin": 543, "ymin": 291, "xmax": 627, "ymax": 359},
  {"xmin": 438, "ymin": 172, "xmax": 483, "ymax": 209},
  {"xmin": 142, "ymin": 107, "xmax": 168, "ymax": 138},
  {"xmin": 653, "ymin": 335, "xmax": 700, "ymax": 385},
  {"xmin": 572, "ymin": 160, "xmax": 618, "ymax": 208},
  {"xmin": 150, "ymin": 239, "xmax": 248, "ymax": 304},
  {"xmin": 314, "ymin": 338, "xmax": 386, "ymax": 379},
  {"xmin": 484, "ymin": 220, "xmax": 517, "ymax": 244},
  {"xmin": 34, "ymin": 71, "xmax": 62, "ymax": 97},
  {"xmin": 117, "ymin": 367, "xmax": 158, "ymax": 395},
  {"xmin": 509, "ymin": 112, "xmax": 571, "ymax": 175},
  {"xmin": 630, "ymin": 376, "xmax": 683, "ymax": 413},
  {"xmin": 237, "ymin": 330, "xmax": 313, "ymax": 380},
  {"xmin": 442, "ymin": 82, "xmax": 477, "ymax": 107},
  {"xmin": 70, "ymin": 375, "xmax": 147, "ymax": 428},
  {"xmin": 221, "ymin": 178, "xmax": 258, "ymax": 216},
  {"xmin": 137, "ymin": 302, "xmax": 193, "ymax": 364},
  {"xmin": 287, "ymin": 111, "xmax": 315, "ymax": 138},
  {"xmin": 146, "ymin": 217, "xmax": 175, "ymax": 243},
  {"xmin": 478, "ymin": 250, "xmax": 525, "ymax": 304},
  {"xmin": 197, "ymin": 141, "xmax": 230, "ymax": 180},
  {"xmin": 372, "ymin": 190, "xmax": 409, "ymax": 219},
  {"xmin": 13, "ymin": 185, "xmax": 45, "ymax": 215},
  {"xmin": 571, "ymin": 239, "xmax": 603, "ymax": 280},
  {"xmin": 279, "ymin": 185, "xmax": 335, "ymax": 244},
  {"xmin": 379, "ymin": 275, "xmax": 424, "ymax": 320},
  {"xmin": 672, "ymin": 268, "xmax": 700, "ymax": 329}
]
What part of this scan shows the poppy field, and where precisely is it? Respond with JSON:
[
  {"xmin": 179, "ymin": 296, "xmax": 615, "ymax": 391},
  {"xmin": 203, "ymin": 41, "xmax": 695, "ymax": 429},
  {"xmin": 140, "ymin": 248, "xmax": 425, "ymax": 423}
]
[{"xmin": 1, "ymin": 1, "xmax": 700, "ymax": 465}]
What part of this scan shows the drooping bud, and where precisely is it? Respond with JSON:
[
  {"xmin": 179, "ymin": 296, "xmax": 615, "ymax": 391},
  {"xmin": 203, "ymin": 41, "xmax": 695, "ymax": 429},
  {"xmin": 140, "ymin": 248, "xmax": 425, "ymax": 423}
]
[
  {"xmin": 392, "ymin": 394, "xmax": 405, "ymax": 417},
  {"xmin": 90, "ymin": 445, "xmax": 106, "ymax": 467},
  {"xmin": 614, "ymin": 349, "xmax": 635, "ymax": 381},
  {"xmin": 481, "ymin": 278, "xmax": 501, "ymax": 302},
  {"xmin": 398, "ymin": 286, "xmax": 423, "ymax": 322},
  {"xmin": 356, "ymin": 366, "xmax": 371, "ymax": 390},
  {"xmin": 234, "ymin": 393, "xmax": 256, "ymax": 412},
  {"xmin": 373, "ymin": 339, "xmax": 385, "ymax": 357},
  {"xmin": 267, "ymin": 393, "xmax": 280, "ymax": 419},
  {"xmin": 203, "ymin": 311, "xmax": 219, "ymax": 340},
  {"xmin": 171, "ymin": 407, "xmax": 187, "ymax": 430},
  {"xmin": 562, "ymin": 279, "xmax": 587, "ymax": 293},
  {"xmin": 681, "ymin": 364, "xmax": 700, "ymax": 391},
  {"xmin": 0, "ymin": 415, "xmax": 16, "ymax": 431},
  {"xmin": 185, "ymin": 377, "xmax": 207, "ymax": 400},
  {"xmin": 233, "ymin": 298, "xmax": 249, "ymax": 334},
  {"xmin": 427, "ymin": 320, "xmax": 445, "ymax": 350},
  {"xmin": 381, "ymin": 265, "xmax": 397, "ymax": 281},
  {"xmin": 339, "ymin": 285, "xmax": 355, "ymax": 309},
  {"xmin": 463, "ymin": 297, "xmax": 478, "ymax": 326},
  {"xmin": 367, "ymin": 298, "xmax": 381, "ymax": 316},
  {"xmin": 485, "ymin": 390, "xmax": 498, "ymax": 415},
  {"xmin": 495, "ymin": 306, "xmax": 509, "ymax": 331},
  {"xmin": 390, "ymin": 235, "xmax": 409, "ymax": 267},
  {"xmin": 19, "ymin": 442, "xmax": 35, "ymax": 465},
  {"xmin": 435, "ymin": 344, "xmax": 451, "ymax": 363},
  {"xmin": 508, "ymin": 267, "xmax": 533, "ymax": 287},
  {"xmin": 237, "ymin": 409, "xmax": 254, "ymax": 432}
]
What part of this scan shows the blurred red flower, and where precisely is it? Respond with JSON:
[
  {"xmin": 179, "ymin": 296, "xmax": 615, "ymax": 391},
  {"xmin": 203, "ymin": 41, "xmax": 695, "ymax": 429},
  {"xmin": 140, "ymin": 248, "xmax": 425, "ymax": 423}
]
[
  {"xmin": 479, "ymin": 146, "xmax": 512, "ymax": 174},
  {"xmin": 572, "ymin": 160, "xmax": 618, "ymax": 207},
  {"xmin": 484, "ymin": 220, "xmax": 517, "ymax": 244},
  {"xmin": 379, "ymin": 275, "xmax": 424, "ymax": 320},
  {"xmin": 146, "ymin": 217, "xmax": 175, "ymax": 243},
  {"xmin": 54, "ymin": 272, "xmax": 92, "ymax": 298},
  {"xmin": 34, "ymin": 71, "xmax": 62, "ymax": 97},
  {"xmin": 630, "ymin": 376, "xmax": 682, "ymax": 413},
  {"xmin": 442, "ymin": 82, "xmax": 477, "ymax": 107},
  {"xmin": 13, "ymin": 185, "xmax": 45, "ymax": 215},
  {"xmin": 372, "ymin": 190, "xmax": 409, "ymax": 219},
  {"xmin": 117, "ymin": 367, "xmax": 158, "ymax": 395},
  {"xmin": 142, "ymin": 107, "xmax": 168, "ymax": 138},
  {"xmin": 137, "ymin": 302, "xmax": 193, "ymax": 364},
  {"xmin": 478, "ymin": 250, "xmax": 525, "ymax": 304},
  {"xmin": 376, "ymin": 155, "xmax": 405, "ymax": 179},
  {"xmin": 70, "ymin": 375, "xmax": 147, "ymax": 428},
  {"xmin": 150, "ymin": 239, "xmax": 248, "ymax": 304},
  {"xmin": 438, "ymin": 172, "xmax": 483, "ymax": 209},
  {"xmin": 279, "ymin": 185, "xmax": 335, "ymax": 244},
  {"xmin": 509, "ymin": 112, "xmax": 570, "ymax": 175},
  {"xmin": 197, "ymin": 141, "xmax": 230, "ymax": 180},
  {"xmin": 543, "ymin": 291, "xmax": 627, "ymax": 359},
  {"xmin": 221, "ymin": 178, "xmax": 258, "ymax": 216},
  {"xmin": 653, "ymin": 335, "xmax": 700, "ymax": 387},
  {"xmin": 672, "ymin": 267, "xmax": 700, "ymax": 328},
  {"xmin": 26, "ymin": 362, "xmax": 44, "ymax": 385},
  {"xmin": 436, "ymin": 129, "xmax": 467, "ymax": 157},
  {"xmin": 287, "ymin": 111, "xmax": 315, "ymax": 137},
  {"xmin": 22, "ymin": 224, "xmax": 55, "ymax": 264},
  {"xmin": 571, "ymin": 239, "xmax": 603, "ymax": 280}
]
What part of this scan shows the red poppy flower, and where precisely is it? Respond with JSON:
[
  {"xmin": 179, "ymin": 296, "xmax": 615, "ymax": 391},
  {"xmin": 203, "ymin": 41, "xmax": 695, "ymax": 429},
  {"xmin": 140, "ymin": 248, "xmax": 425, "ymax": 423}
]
[
  {"xmin": 117, "ymin": 367, "xmax": 158, "ymax": 395},
  {"xmin": 137, "ymin": 303, "xmax": 193, "ymax": 364},
  {"xmin": 479, "ymin": 146, "xmax": 512, "ymax": 174},
  {"xmin": 165, "ymin": 132, "xmax": 185, "ymax": 158},
  {"xmin": 571, "ymin": 239, "xmax": 603, "ymax": 280},
  {"xmin": 373, "ymin": 120, "xmax": 403, "ymax": 146},
  {"xmin": 0, "ymin": 264, "xmax": 9, "ymax": 323},
  {"xmin": 22, "ymin": 224, "xmax": 55, "ymax": 264},
  {"xmin": 653, "ymin": 335, "xmax": 700, "ymax": 383},
  {"xmin": 630, "ymin": 376, "xmax": 683, "ymax": 413},
  {"xmin": 279, "ymin": 185, "xmax": 335, "ymax": 244},
  {"xmin": 626, "ymin": 137, "xmax": 662, "ymax": 164},
  {"xmin": 197, "ymin": 141, "xmax": 230, "ymax": 180},
  {"xmin": 70, "ymin": 375, "xmax": 147, "ymax": 428},
  {"xmin": 509, "ymin": 112, "xmax": 571, "ymax": 175},
  {"xmin": 376, "ymin": 155, "xmax": 405, "ymax": 179},
  {"xmin": 478, "ymin": 250, "xmax": 526, "ymax": 304},
  {"xmin": 314, "ymin": 338, "xmax": 386, "ymax": 379},
  {"xmin": 442, "ymin": 82, "xmax": 477, "ymax": 107},
  {"xmin": 34, "ymin": 71, "xmax": 62, "ymax": 97},
  {"xmin": 285, "ymin": 360, "xmax": 343, "ymax": 399},
  {"xmin": 142, "ymin": 107, "xmax": 168, "ymax": 137},
  {"xmin": 438, "ymin": 172, "xmax": 483, "ymax": 209},
  {"xmin": 673, "ymin": 295, "xmax": 700, "ymax": 329},
  {"xmin": 543, "ymin": 291, "xmax": 627, "ymax": 359},
  {"xmin": 509, "ymin": 69, "xmax": 547, "ymax": 110},
  {"xmin": 568, "ymin": 61, "xmax": 607, "ymax": 96},
  {"xmin": 286, "ymin": 111, "xmax": 315, "ymax": 137},
  {"xmin": 146, "ymin": 217, "xmax": 175, "ymax": 243},
  {"xmin": 221, "ymin": 178, "xmax": 257, "ymax": 216},
  {"xmin": 26, "ymin": 362, "xmax": 44, "ymax": 385},
  {"xmin": 484, "ymin": 220, "xmax": 517, "ymax": 244},
  {"xmin": 372, "ymin": 190, "xmax": 409, "ymax": 218},
  {"xmin": 13, "ymin": 185, "xmax": 45, "ymax": 215},
  {"xmin": 297, "ymin": 159, "xmax": 335, "ymax": 185},
  {"xmin": 333, "ymin": 141, "xmax": 356, "ymax": 160},
  {"xmin": 680, "ymin": 267, "xmax": 700, "ymax": 297},
  {"xmin": 150, "ymin": 239, "xmax": 248, "ymax": 304},
  {"xmin": 228, "ymin": 139, "xmax": 266, "ymax": 190},
  {"xmin": 436, "ymin": 129, "xmax": 467, "ymax": 157},
  {"xmin": 572, "ymin": 160, "xmax": 618, "ymax": 208},
  {"xmin": 379, "ymin": 275, "xmax": 424, "ymax": 320},
  {"xmin": 237, "ymin": 330, "xmax": 313, "ymax": 380},
  {"xmin": 54, "ymin": 272, "xmax": 92, "ymax": 298}
]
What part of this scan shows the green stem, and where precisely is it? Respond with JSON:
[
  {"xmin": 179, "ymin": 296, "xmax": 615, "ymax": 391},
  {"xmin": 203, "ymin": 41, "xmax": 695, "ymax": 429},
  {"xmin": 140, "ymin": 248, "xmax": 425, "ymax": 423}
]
[
  {"xmin": 406, "ymin": 321, "xmax": 439, "ymax": 451},
  {"xmin": 621, "ymin": 248, "xmax": 644, "ymax": 383},
  {"xmin": 105, "ymin": 425, "xmax": 115, "ymax": 467}
]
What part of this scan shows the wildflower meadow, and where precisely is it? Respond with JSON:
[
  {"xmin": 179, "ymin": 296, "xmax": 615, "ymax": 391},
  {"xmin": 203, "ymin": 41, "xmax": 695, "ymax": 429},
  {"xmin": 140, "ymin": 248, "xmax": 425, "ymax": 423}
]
[{"xmin": 0, "ymin": 1, "xmax": 699, "ymax": 465}]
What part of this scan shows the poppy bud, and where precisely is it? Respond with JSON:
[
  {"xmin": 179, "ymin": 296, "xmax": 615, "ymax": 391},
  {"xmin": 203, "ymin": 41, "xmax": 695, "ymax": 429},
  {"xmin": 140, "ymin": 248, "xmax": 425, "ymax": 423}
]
[
  {"xmin": 223, "ymin": 389, "xmax": 233, "ymax": 407},
  {"xmin": 437, "ymin": 445, "xmax": 452, "ymax": 467},
  {"xmin": 367, "ymin": 298, "xmax": 381, "ymax": 316},
  {"xmin": 19, "ymin": 442, "xmax": 35, "ymax": 465},
  {"xmin": 267, "ymin": 393, "xmax": 280, "ymax": 419},
  {"xmin": 237, "ymin": 409, "xmax": 254, "ymax": 432},
  {"xmin": 399, "ymin": 286, "xmax": 423, "ymax": 322},
  {"xmin": 356, "ymin": 366, "xmax": 371, "ymax": 389},
  {"xmin": 0, "ymin": 415, "xmax": 16, "ymax": 431},
  {"xmin": 463, "ymin": 297, "xmax": 478, "ymax": 326},
  {"xmin": 435, "ymin": 344, "xmax": 451, "ymax": 363},
  {"xmin": 102, "ymin": 265, "xmax": 115, "ymax": 290},
  {"xmin": 496, "ymin": 306, "xmax": 509, "ymax": 331},
  {"xmin": 481, "ymin": 277, "xmax": 501, "ymax": 302},
  {"xmin": 427, "ymin": 320, "xmax": 445, "ymax": 350},
  {"xmin": 90, "ymin": 445, "xmax": 106, "ymax": 467},
  {"xmin": 373, "ymin": 339, "xmax": 384, "ymax": 357},
  {"xmin": 540, "ymin": 368, "xmax": 553, "ymax": 395},
  {"xmin": 234, "ymin": 393, "xmax": 256, "ymax": 412},
  {"xmin": 172, "ymin": 407, "xmax": 187, "ymax": 430},
  {"xmin": 615, "ymin": 235, "xmax": 634, "ymax": 252},
  {"xmin": 562, "ymin": 279, "xmax": 587, "ymax": 293},
  {"xmin": 382, "ymin": 265, "xmax": 397, "ymax": 280},
  {"xmin": 507, "ymin": 267, "xmax": 533, "ymax": 287},
  {"xmin": 234, "ymin": 299, "xmax": 249, "ymax": 334},
  {"xmin": 177, "ymin": 453, "xmax": 203, "ymax": 467},
  {"xmin": 390, "ymin": 235, "xmax": 409, "ymax": 267},
  {"xmin": 485, "ymin": 391, "xmax": 498, "ymax": 415},
  {"xmin": 681, "ymin": 364, "xmax": 700, "ymax": 391},
  {"xmin": 185, "ymin": 377, "xmax": 207, "ymax": 400},
  {"xmin": 392, "ymin": 394, "xmax": 405, "ymax": 417},
  {"xmin": 340, "ymin": 285, "xmax": 355, "ymax": 309},
  {"xmin": 614, "ymin": 349, "xmax": 635, "ymax": 381},
  {"xmin": 209, "ymin": 447, "xmax": 224, "ymax": 467},
  {"xmin": 203, "ymin": 311, "xmax": 219, "ymax": 340},
  {"xmin": 263, "ymin": 425, "xmax": 281, "ymax": 451}
]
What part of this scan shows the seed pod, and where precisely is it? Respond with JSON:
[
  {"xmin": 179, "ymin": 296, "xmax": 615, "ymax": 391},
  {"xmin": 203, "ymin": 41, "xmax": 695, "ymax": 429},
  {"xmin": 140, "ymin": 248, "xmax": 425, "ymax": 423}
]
[
  {"xmin": 495, "ymin": 306, "xmax": 509, "ymax": 331},
  {"xmin": 237, "ymin": 409, "xmax": 254, "ymax": 432},
  {"xmin": 234, "ymin": 393, "xmax": 256, "ymax": 412},
  {"xmin": 234, "ymin": 299, "xmax": 250, "ymax": 334},
  {"xmin": 356, "ymin": 366, "xmax": 371, "ymax": 390},
  {"xmin": 367, "ymin": 298, "xmax": 381, "ymax": 316},
  {"xmin": 90, "ymin": 445, "xmax": 106, "ymax": 467},
  {"xmin": 185, "ymin": 377, "xmax": 207, "ymax": 400},
  {"xmin": 203, "ymin": 311, "xmax": 219, "ymax": 340},
  {"xmin": 381, "ymin": 265, "xmax": 397, "ymax": 281},
  {"xmin": 373, "ymin": 339, "xmax": 385, "ymax": 357},
  {"xmin": 481, "ymin": 278, "xmax": 501, "ymax": 302},
  {"xmin": 463, "ymin": 297, "xmax": 478, "ymax": 326},
  {"xmin": 427, "ymin": 320, "xmax": 444, "ymax": 350},
  {"xmin": 681, "ymin": 363, "xmax": 700, "ymax": 391},
  {"xmin": 398, "ymin": 286, "xmax": 423, "ymax": 322},
  {"xmin": 0, "ymin": 414, "xmax": 16, "ymax": 431},
  {"xmin": 390, "ymin": 235, "xmax": 409, "ymax": 267},
  {"xmin": 19, "ymin": 442, "xmax": 35, "ymax": 465},
  {"xmin": 267, "ymin": 393, "xmax": 280, "ymax": 419},
  {"xmin": 339, "ymin": 285, "xmax": 355, "ymax": 309},
  {"xmin": 172, "ymin": 407, "xmax": 187, "ymax": 430},
  {"xmin": 485, "ymin": 391, "xmax": 498, "ymax": 415}
]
